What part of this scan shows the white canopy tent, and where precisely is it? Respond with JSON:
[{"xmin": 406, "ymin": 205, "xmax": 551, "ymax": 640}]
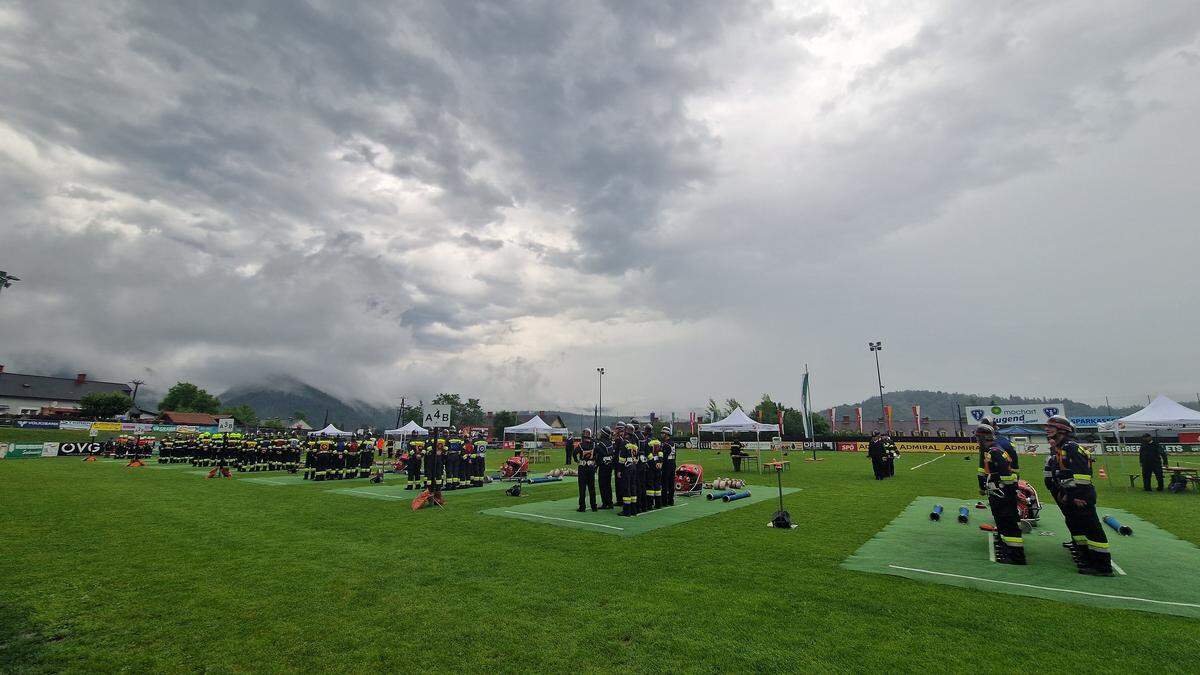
[
  {"xmin": 699, "ymin": 407, "xmax": 780, "ymax": 438},
  {"xmin": 383, "ymin": 420, "xmax": 429, "ymax": 437},
  {"xmin": 308, "ymin": 423, "xmax": 352, "ymax": 437},
  {"xmin": 503, "ymin": 415, "xmax": 564, "ymax": 441},
  {"xmin": 1097, "ymin": 395, "xmax": 1200, "ymax": 434}
]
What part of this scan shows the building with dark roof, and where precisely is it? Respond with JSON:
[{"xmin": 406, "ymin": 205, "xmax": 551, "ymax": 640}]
[{"xmin": 0, "ymin": 366, "xmax": 132, "ymax": 416}]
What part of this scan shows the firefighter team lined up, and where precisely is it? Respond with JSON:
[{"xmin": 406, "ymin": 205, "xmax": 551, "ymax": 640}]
[{"xmin": 976, "ymin": 414, "xmax": 1114, "ymax": 576}]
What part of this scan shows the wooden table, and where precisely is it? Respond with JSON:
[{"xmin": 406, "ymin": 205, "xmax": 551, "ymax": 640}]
[{"xmin": 762, "ymin": 460, "xmax": 791, "ymax": 473}]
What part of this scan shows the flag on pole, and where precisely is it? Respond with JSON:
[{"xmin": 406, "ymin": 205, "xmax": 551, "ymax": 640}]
[
  {"xmin": 855, "ymin": 407, "xmax": 863, "ymax": 432},
  {"xmin": 800, "ymin": 368, "xmax": 813, "ymax": 439},
  {"xmin": 885, "ymin": 405, "xmax": 894, "ymax": 433},
  {"xmin": 912, "ymin": 405, "xmax": 922, "ymax": 433}
]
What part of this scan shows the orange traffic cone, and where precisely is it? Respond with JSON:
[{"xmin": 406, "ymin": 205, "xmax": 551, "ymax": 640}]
[{"xmin": 1098, "ymin": 466, "xmax": 1108, "ymax": 479}]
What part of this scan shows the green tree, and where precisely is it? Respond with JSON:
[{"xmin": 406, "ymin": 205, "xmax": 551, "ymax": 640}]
[
  {"xmin": 724, "ymin": 398, "xmax": 743, "ymax": 415},
  {"xmin": 459, "ymin": 397, "xmax": 486, "ymax": 427},
  {"xmin": 222, "ymin": 404, "xmax": 259, "ymax": 427},
  {"xmin": 158, "ymin": 382, "xmax": 220, "ymax": 414},
  {"xmin": 292, "ymin": 410, "xmax": 309, "ymax": 423},
  {"xmin": 262, "ymin": 418, "xmax": 285, "ymax": 430},
  {"xmin": 80, "ymin": 391, "xmax": 133, "ymax": 419},
  {"xmin": 809, "ymin": 412, "xmax": 831, "ymax": 436},
  {"xmin": 492, "ymin": 410, "xmax": 517, "ymax": 438},
  {"xmin": 705, "ymin": 399, "xmax": 722, "ymax": 423}
]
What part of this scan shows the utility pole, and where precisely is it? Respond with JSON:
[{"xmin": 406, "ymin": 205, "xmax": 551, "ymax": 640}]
[
  {"xmin": 395, "ymin": 396, "xmax": 406, "ymax": 428},
  {"xmin": 129, "ymin": 380, "xmax": 144, "ymax": 408}
]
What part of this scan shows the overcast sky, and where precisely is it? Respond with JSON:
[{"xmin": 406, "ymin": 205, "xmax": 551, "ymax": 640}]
[{"xmin": 2, "ymin": 1, "xmax": 1198, "ymax": 414}]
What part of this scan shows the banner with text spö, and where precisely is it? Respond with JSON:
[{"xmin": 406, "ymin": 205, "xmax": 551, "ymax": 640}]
[{"xmin": 965, "ymin": 403, "xmax": 1066, "ymax": 427}]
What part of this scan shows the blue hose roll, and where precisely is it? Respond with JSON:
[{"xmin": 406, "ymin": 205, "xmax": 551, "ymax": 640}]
[
  {"xmin": 957, "ymin": 506, "xmax": 969, "ymax": 524},
  {"xmin": 706, "ymin": 490, "xmax": 735, "ymax": 501},
  {"xmin": 930, "ymin": 504, "xmax": 943, "ymax": 521},
  {"xmin": 1103, "ymin": 514, "xmax": 1133, "ymax": 536},
  {"xmin": 722, "ymin": 490, "xmax": 752, "ymax": 502},
  {"xmin": 526, "ymin": 476, "xmax": 562, "ymax": 484}
]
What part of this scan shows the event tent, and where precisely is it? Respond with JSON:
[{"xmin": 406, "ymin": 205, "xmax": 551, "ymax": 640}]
[
  {"xmin": 383, "ymin": 421, "xmax": 429, "ymax": 436},
  {"xmin": 1097, "ymin": 395, "xmax": 1200, "ymax": 434},
  {"xmin": 503, "ymin": 415, "xmax": 563, "ymax": 437},
  {"xmin": 308, "ymin": 424, "xmax": 352, "ymax": 437},
  {"xmin": 698, "ymin": 408, "xmax": 780, "ymax": 434}
]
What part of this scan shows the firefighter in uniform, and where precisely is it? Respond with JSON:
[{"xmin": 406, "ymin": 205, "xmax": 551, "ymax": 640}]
[
  {"xmin": 576, "ymin": 428, "xmax": 597, "ymax": 512},
  {"xmin": 445, "ymin": 433, "xmax": 464, "ymax": 490},
  {"xmin": 612, "ymin": 424, "xmax": 627, "ymax": 508},
  {"xmin": 596, "ymin": 426, "xmax": 615, "ymax": 509},
  {"xmin": 659, "ymin": 427, "xmax": 677, "ymax": 507},
  {"xmin": 978, "ymin": 423, "xmax": 1025, "ymax": 564},
  {"xmin": 868, "ymin": 431, "xmax": 886, "ymax": 480},
  {"xmin": 424, "ymin": 434, "xmax": 445, "ymax": 493},
  {"xmin": 636, "ymin": 423, "xmax": 651, "ymax": 512},
  {"xmin": 404, "ymin": 439, "xmax": 424, "ymax": 490},
  {"xmin": 646, "ymin": 432, "xmax": 663, "ymax": 509},
  {"xmin": 471, "ymin": 439, "xmax": 487, "ymax": 487},
  {"xmin": 358, "ymin": 438, "xmax": 374, "ymax": 478},
  {"xmin": 1046, "ymin": 415, "xmax": 1113, "ymax": 575},
  {"xmin": 315, "ymin": 439, "xmax": 333, "ymax": 480},
  {"xmin": 619, "ymin": 436, "xmax": 639, "ymax": 517}
]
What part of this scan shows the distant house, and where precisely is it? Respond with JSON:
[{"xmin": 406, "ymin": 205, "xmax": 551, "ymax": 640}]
[
  {"xmin": 161, "ymin": 411, "xmax": 220, "ymax": 426},
  {"xmin": 288, "ymin": 419, "xmax": 313, "ymax": 431},
  {"xmin": 0, "ymin": 367, "xmax": 132, "ymax": 416}
]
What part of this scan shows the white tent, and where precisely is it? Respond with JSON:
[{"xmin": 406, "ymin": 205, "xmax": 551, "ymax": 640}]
[
  {"xmin": 504, "ymin": 415, "xmax": 561, "ymax": 438},
  {"xmin": 308, "ymin": 423, "xmax": 352, "ymax": 437},
  {"xmin": 699, "ymin": 408, "xmax": 780, "ymax": 434},
  {"xmin": 383, "ymin": 421, "xmax": 429, "ymax": 436},
  {"xmin": 1098, "ymin": 395, "xmax": 1200, "ymax": 434}
]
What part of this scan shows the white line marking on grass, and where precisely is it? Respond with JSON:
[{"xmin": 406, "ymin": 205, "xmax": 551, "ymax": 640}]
[
  {"xmin": 887, "ymin": 565, "xmax": 1200, "ymax": 609},
  {"xmin": 1111, "ymin": 562, "xmax": 1127, "ymax": 576},
  {"xmin": 909, "ymin": 454, "xmax": 946, "ymax": 471},
  {"xmin": 339, "ymin": 489, "xmax": 407, "ymax": 501},
  {"xmin": 502, "ymin": 511, "xmax": 624, "ymax": 531},
  {"xmin": 988, "ymin": 533, "xmax": 996, "ymax": 563}
]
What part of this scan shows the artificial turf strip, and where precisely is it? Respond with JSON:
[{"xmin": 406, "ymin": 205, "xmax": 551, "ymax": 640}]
[
  {"xmin": 5, "ymin": 452, "xmax": 1200, "ymax": 672},
  {"xmin": 326, "ymin": 478, "xmax": 554, "ymax": 501},
  {"xmin": 842, "ymin": 496, "xmax": 1200, "ymax": 619},
  {"xmin": 481, "ymin": 486, "xmax": 800, "ymax": 537}
]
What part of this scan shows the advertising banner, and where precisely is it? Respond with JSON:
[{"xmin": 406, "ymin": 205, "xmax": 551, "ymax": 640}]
[
  {"xmin": 837, "ymin": 441, "xmax": 868, "ymax": 452},
  {"xmin": 16, "ymin": 419, "xmax": 59, "ymax": 429},
  {"xmin": 57, "ymin": 442, "xmax": 102, "ymax": 456},
  {"xmin": 91, "ymin": 422, "xmax": 121, "ymax": 432},
  {"xmin": 966, "ymin": 404, "xmax": 1066, "ymax": 426},
  {"xmin": 895, "ymin": 441, "xmax": 976, "ymax": 453},
  {"xmin": 1181, "ymin": 433, "xmax": 1200, "ymax": 444},
  {"xmin": 4, "ymin": 444, "xmax": 46, "ymax": 459},
  {"xmin": 41, "ymin": 442, "xmax": 59, "ymax": 457},
  {"xmin": 60, "ymin": 421, "xmax": 93, "ymax": 430},
  {"xmin": 1070, "ymin": 416, "xmax": 1117, "ymax": 428}
]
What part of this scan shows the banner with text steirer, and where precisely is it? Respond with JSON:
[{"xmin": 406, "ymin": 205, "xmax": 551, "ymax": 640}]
[{"xmin": 965, "ymin": 403, "xmax": 1066, "ymax": 427}]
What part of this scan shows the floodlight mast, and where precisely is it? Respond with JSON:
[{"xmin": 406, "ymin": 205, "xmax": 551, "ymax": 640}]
[{"xmin": 868, "ymin": 341, "xmax": 885, "ymax": 427}]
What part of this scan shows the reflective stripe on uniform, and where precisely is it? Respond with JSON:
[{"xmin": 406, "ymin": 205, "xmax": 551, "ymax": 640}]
[
  {"xmin": 1087, "ymin": 539, "xmax": 1109, "ymax": 549},
  {"xmin": 1001, "ymin": 536, "xmax": 1024, "ymax": 547}
]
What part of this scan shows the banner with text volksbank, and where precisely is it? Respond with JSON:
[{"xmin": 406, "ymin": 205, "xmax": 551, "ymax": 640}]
[{"xmin": 965, "ymin": 404, "xmax": 1066, "ymax": 427}]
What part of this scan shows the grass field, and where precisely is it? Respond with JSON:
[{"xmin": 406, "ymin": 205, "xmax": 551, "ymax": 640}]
[{"xmin": 2, "ymin": 449, "xmax": 1198, "ymax": 673}]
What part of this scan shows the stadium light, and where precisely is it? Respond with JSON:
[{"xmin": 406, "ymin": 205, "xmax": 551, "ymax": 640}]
[
  {"xmin": 868, "ymin": 341, "xmax": 886, "ymax": 426},
  {"xmin": 0, "ymin": 270, "xmax": 19, "ymax": 297}
]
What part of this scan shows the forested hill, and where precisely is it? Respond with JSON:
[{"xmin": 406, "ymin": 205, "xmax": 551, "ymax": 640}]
[{"xmin": 834, "ymin": 390, "xmax": 1150, "ymax": 419}]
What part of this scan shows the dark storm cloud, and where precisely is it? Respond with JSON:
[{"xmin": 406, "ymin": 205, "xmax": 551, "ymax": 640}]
[{"xmin": 1, "ymin": 1, "xmax": 1197, "ymax": 411}]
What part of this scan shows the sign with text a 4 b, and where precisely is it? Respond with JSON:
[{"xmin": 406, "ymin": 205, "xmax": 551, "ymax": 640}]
[{"xmin": 422, "ymin": 405, "xmax": 452, "ymax": 428}]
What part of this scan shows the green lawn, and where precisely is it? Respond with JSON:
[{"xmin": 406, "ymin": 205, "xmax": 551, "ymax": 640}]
[{"xmin": 1, "ymin": 450, "xmax": 1197, "ymax": 672}]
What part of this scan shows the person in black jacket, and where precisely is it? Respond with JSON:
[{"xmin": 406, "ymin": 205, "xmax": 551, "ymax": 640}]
[
  {"xmin": 730, "ymin": 438, "xmax": 746, "ymax": 472},
  {"xmin": 596, "ymin": 427, "xmax": 615, "ymax": 509},
  {"xmin": 659, "ymin": 427, "xmax": 677, "ymax": 506},
  {"xmin": 867, "ymin": 432, "xmax": 886, "ymax": 480},
  {"xmin": 1138, "ymin": 433, "xmax": 1168, "ymax": 491},
  {"xmin": 564, "ymin": 433, "xmax": 577, "ymax": 465},
  {"xmin": 576, "ymin": 429, "xmax": 597, "ymax": 512}
]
